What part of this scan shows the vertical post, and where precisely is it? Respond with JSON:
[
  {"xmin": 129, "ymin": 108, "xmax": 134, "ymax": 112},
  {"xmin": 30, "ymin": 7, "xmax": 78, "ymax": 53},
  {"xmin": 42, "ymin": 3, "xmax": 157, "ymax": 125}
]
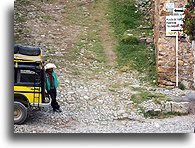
[
  {"xmin": 176, "ymin": 34, "xmax": 179, "ymax": 87},
  {"xmin": 193, "ymin": 0, "xmax": 195, "ymax": 88}
]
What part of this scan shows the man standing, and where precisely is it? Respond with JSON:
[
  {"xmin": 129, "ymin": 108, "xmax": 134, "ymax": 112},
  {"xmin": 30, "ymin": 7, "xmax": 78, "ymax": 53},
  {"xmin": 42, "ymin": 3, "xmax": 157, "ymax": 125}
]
[{"xmin": 45, "ymin": 63, "xmax": 62, "ymax": 112}]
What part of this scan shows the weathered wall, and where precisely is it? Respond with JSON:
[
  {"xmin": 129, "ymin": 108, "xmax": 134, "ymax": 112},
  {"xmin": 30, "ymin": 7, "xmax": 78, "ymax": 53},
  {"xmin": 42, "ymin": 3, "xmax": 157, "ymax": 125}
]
[{"xmin": 154, "ymin": 0, "xmax": 195, "ymax": 88}]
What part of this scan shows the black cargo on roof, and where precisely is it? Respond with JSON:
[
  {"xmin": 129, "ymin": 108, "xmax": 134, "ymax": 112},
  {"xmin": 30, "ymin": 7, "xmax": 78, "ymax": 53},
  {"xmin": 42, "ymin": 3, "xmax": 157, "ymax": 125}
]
[
  {"xmin": 14, "ymin": 45, "xmax": 41, "ymax": 56},
  {"xmin": 14, "ymin": 45, "xmax": 19, "ymax": 54}
]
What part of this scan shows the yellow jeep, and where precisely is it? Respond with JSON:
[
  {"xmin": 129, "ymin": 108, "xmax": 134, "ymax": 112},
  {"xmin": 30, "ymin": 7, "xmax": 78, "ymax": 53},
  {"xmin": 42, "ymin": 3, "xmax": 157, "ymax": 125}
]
[{"xmin": 14, "ymin": 45, "xmax": 51, "ymax": 124}]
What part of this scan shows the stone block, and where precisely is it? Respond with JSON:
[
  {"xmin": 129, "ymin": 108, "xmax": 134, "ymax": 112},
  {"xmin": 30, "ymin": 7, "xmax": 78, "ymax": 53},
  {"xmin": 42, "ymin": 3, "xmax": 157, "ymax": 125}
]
[
  {"xmin": 189, "ymin": 101, "xmax": 195, "ymax": 115},
  {"xmin": 160, "ymin": 10, "xmax": 169, "ymax": 16},
  {"xmin": 158, "ymin": 84, "xmax": 166, "ymax": 88},
  {"xmin": 158, "ymin": 73, "xmax": 166, "ymax": 79},
  {"xmin": 158, "ymin": 80, "xmax": 175, "ymax": 86},
  {"xmin": 189, "ymin": 57, "xmax": 194, "ymax": 62},
  {"xmin": 183, "ymin": 59, "xmax": 189, "ymax": 63},
  {"xmin": 186, "ymin": 66, "xmax": 190, "ymax": 70},
  {"xmin": 140, "ymin": 38, "xmax": 147, "ymax": 44},
  {"xmin": 159, "ymin": 52, "xmax": 166, "ymax": 56},
  {"xmin": 146, "ymin": 38, "xmax": 153, "ymax": 43},
  {"xmin": 178, "ymin": 61, "xmax": 184, "ymax": 67},
  {"xmin": 158, "ymin": 61, "xmax": 166, "ymax": 66},
  {"xmin": 158, "ymin": 67, "xmax": 167, "ymax": 73},
  {"xmin": 171, "ymin": 102, "xmax": 190, "ymax": 114},
  {"xmin": 178, "ymin": 69, "xmax": 184, "ymax": 73},
  {"xmin": 158, "ymin": 56, "xmax": 164, "ymax": 60},
  {"xmin": 168, "ymin": 62, "xmax": 175, "ymax": 67},
  {"xmin": 187, "ymin": 70, "xmax": 193, "ymax": 75},
  {"xmin": 166, "ymin": 68, "xmax": 175, "ymax": 73},
  {"xmin": 170, "ymin": 76, "xmax": 176, "ymax": 82},
  {"xmin": 166, "ymin": 86, "xmax": 175, "ymax": 89},
  {"xmin": 164, "ymin": 81, "xmax": 175, "ymax": 86},
  {"xmin": 158, "ymin": 67, "xmax": 175, "ymax": 73},
  {"xmin": 163, "ymin": 102, "xmax": 172, "ymax": 112},
  {"xmin": 168, "ymin": 52, "xmax": 175, "ymax": 57}
]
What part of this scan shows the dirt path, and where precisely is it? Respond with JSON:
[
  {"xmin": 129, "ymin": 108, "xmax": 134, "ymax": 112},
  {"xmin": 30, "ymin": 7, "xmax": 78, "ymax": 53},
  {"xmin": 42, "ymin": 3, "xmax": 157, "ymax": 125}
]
[
  {"xmin": 101, "ymin": 22, "xmax": 117, "ymax": 67},
  {"xmin": 89, "ymin": 0, "xmax": 117, "ymax": 67}
]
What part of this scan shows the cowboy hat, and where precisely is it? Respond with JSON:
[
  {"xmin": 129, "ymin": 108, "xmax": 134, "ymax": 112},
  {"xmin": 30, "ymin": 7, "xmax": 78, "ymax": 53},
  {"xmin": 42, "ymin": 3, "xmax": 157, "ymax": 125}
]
[{"xmin": 45, "ymin": 63, "xmax": 57, "ymax": 70}]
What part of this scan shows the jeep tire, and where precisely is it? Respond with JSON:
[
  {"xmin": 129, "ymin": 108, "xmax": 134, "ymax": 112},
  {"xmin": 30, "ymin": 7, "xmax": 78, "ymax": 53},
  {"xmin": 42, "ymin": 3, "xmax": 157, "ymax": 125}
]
[{"xmin": 14, "ymin": 101, "xmax": 27, "ymax": 124}]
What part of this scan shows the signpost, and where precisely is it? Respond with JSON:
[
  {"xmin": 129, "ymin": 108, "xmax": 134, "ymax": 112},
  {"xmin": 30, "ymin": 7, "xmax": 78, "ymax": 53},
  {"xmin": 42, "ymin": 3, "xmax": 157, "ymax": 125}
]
[
  {"xmin": 166, "ymin": 3, "xmax": 175, "ymax": 9},
  {"xmin": 173, "ymin": 8, "xmax": 184, "ymax": 15},
  {"xmin": 166, "ymin": 13, "xmax": 184, "ymax": 87},
  {"xmin": 166, "ymin": 15, "xmax": 184, "ymax": 36},
  {"xmin": 166, "ymin": 3, "xmax": 175, "ymax": 14}
]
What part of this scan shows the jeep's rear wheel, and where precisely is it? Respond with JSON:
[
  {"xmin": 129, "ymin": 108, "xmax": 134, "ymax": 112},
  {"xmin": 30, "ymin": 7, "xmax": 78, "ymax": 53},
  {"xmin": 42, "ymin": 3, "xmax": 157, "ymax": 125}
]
[{"xmin": 14, "ymin": 101, "xmax": 27, "ymax": 124}]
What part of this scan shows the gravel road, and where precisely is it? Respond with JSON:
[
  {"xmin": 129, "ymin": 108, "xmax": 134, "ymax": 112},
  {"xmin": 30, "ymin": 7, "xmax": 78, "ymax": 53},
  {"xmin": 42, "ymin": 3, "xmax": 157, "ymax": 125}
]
[
  {"xmin": 14, "ymin": 0, "xmax": 195, "ymax": 133},
  {"xmin": 14, "ymin": 108, "xmax": 195, "ymax": 133},
  {"xmin": 14, "ymin": 67, "xmax": 195, "ymax": 133}
]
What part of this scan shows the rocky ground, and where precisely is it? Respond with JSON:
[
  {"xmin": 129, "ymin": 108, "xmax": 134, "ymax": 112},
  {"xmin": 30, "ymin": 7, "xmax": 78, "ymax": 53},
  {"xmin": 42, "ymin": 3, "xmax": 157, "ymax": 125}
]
[{"xmin": 14, "ymin": 0, "xmax": 195, "ymax": 133}]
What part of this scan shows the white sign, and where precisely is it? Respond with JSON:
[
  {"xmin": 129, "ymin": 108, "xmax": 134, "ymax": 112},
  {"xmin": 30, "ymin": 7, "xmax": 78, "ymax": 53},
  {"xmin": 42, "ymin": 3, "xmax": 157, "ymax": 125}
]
[
  {"xmin": 166, "ymin": 15, "xmax": 184, "ymax": 36},
  {"xmin": 173, "ymin": 8, "xmax": 184, "ymax": 15},
  {"xmin": 166, "ymin": 3, "xmax": 175, "ymax": 9}
]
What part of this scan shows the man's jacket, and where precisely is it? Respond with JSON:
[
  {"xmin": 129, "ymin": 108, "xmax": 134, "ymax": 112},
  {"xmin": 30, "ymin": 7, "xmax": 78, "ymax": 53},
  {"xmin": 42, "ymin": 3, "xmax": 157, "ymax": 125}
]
[{"xmin": 45, "ymin": 72, "xmax": 58, "ymax": 91}]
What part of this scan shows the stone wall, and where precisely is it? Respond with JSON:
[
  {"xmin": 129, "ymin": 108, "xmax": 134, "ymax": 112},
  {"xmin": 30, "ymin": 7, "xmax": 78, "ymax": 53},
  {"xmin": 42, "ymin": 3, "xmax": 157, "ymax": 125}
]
[{"xmin": 154, "ymin": 0, "xmax": 195, "ymax": 88}]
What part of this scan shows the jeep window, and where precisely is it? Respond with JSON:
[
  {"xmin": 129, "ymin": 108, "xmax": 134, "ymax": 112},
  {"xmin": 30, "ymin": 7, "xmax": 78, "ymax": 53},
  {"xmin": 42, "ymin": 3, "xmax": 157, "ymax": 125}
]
[{"xmin": 15, "ymin": 69, "xmax": 41, "ymax": 84}]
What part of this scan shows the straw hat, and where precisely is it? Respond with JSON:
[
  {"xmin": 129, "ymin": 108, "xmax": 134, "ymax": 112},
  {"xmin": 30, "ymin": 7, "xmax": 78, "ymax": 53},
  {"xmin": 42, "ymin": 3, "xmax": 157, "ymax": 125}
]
[{"xmin": 45, "ymin": 63, "xmax": 56, "ymax": 70}]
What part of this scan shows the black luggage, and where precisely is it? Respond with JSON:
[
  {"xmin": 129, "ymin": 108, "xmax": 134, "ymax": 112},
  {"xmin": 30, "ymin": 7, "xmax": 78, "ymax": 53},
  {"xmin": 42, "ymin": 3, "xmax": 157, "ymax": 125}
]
[
  {"xmin": 14, "ymin": 45, "xmax": 41, "ymax": 56},
  {"xmin": 14, "ymin": 45, "xmax": 19, "ymax": 54}
]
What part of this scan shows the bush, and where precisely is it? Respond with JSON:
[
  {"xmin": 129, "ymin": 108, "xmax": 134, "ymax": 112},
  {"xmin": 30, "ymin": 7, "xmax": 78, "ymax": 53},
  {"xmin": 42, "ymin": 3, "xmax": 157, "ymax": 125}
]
[
  {"xmin": 122, "ymin": 32, "xmax": 139, "ymax": 44},
  {"xmin": 182, "ymin": 1, "xmax": 195, "ymax": 42},
  {"xmin": 178, "ymin": 82, "xmax": 186, "ymax": 90}
]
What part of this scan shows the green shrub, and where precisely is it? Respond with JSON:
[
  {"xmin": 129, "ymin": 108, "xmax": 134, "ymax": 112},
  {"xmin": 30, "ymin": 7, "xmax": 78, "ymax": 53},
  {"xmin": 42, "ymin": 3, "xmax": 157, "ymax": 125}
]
[
  {"xmin": 122, "ymin": 31, "xmax": 139, "ymax": 44},
  {"xmin": 178, "ymin": 82, "xmax": 186, "ymax": 90}
]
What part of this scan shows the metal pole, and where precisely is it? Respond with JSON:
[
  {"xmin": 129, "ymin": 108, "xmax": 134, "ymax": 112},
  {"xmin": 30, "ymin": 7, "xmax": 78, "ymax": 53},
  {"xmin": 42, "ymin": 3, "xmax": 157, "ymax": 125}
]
[
  {"xmin": 176, "ymin": 34, "xmax": 179, "ymax": 87},
  {"xmin": 193, "ymin": 0, "xmax": 195, "ymax": 43},
  {"xmin": 194, "ymin": 0, "xmax": 195, "ymax": 88}
]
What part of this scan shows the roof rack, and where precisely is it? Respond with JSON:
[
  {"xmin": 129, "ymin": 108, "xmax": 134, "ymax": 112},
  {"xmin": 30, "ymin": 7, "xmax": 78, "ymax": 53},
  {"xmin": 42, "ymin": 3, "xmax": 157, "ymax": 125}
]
[
  {"xmin": 14, "ymin": 54, "xmax": 42, "ymax": 63},
  {"xmin": 14, "ymin": 45, "xmax": 43, "ymax": 63}
]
